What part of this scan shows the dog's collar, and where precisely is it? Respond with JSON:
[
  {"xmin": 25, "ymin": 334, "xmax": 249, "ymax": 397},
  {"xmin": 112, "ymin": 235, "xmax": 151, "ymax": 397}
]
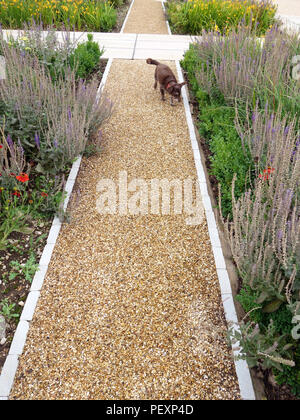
[{"xmin": 166, "ymin": 82, "xmax": 175, "ymax": 90}]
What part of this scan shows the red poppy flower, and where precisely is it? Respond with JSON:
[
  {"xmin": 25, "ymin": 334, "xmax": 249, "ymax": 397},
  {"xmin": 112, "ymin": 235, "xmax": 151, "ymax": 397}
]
[
  {"xmin": 41, "ymin": 192, "xmax": 48, "ymax": 197},
  {"xmin": 259, "ymin": 167, "xmax": 275, "ymax": 181},
  {"xmin": 16, "ymin": 173, "xmax": 29, "ymax": 183},
  {"xmin": 12, "ymin": 191, "xmax": 21, "ymax": 197},
  {"xmin": 0, "ymin": 145, "xmax": 3, "ymax": 149}
]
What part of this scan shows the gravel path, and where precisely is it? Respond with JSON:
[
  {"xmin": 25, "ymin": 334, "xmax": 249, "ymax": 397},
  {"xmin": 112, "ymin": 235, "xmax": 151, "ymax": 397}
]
[
  {"xmin": 123, "ymin": 0, "xmax": 168, "ymax": 34},
  {"xmin": 10, "ymin": 59, "xmax": 240, "ymax": 400}
]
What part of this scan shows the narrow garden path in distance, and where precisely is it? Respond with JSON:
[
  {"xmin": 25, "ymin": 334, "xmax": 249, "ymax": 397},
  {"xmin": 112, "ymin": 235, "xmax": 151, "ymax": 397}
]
[
  {"xmin": 123, "ymin": 0, "xmax": 168, "ymax": 34},
  {"xmin": 9, "ymin": 0, "xmax": 241, "ymax": 400}
]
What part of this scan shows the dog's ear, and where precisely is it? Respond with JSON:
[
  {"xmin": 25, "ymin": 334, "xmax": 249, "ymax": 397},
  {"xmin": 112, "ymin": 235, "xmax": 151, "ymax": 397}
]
[{"xmin": 178, "ymin": 82, "xmax": 187, "ymax": 89}]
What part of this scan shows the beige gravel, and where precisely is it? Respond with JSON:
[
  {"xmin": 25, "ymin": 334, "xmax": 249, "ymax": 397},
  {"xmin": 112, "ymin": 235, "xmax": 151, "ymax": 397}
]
[
  {"xmin": 10, "ymin": 60, "xmax": 240, "ymax": 400},
  {"xmin": 123, "ymin": 0, "xmax": 168, "ymax": 34}
]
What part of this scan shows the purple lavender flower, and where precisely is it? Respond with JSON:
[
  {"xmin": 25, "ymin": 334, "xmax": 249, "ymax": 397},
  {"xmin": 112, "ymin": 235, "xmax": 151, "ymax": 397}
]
[
  {"xmin": 18, "ymin": 138, "xmax": 24, "ymax": 155},
  {"xmin": 34, "ymin": 132, "xmax": 40, "ymax": 149},
  {"xmin": 6, "ymin": 134, "xmax": 13, "ymax": 149}
]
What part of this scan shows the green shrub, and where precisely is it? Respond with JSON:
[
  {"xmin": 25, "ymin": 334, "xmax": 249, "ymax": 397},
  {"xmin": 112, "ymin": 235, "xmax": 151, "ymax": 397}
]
[
  {"xmin": 275, "ymin": 350, "xmax": 300, "ymax": 397},
  {"xmin": 181, "ymin": 47, "xmax": 253, "ymax": 217},
  {"xmin": 69, "ymin": 34, "xmax": 104, "ymax": 80},
  {"xmin": 198, "ymin": 104, "xmax": 253, "ymax": 217}
]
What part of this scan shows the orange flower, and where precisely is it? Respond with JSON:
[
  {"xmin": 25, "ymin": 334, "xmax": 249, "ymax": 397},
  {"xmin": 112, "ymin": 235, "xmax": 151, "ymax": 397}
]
[
  {"xmin": 16, "ymin": 173, "xmax": 29, "ymax": 183},
  {"xmin": 41, "ymin": 192, "xmax": 48, "ymax": 197}
]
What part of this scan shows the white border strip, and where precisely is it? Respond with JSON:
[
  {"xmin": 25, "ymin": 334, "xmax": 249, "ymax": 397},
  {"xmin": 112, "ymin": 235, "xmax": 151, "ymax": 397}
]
[
  {"xmin": 161, "ymin": 0, "xmax": 172, "ymax": 35},
  {"xmin": 175, "ymin": 60, "xmax": 256, "ymax": 401},
  {"xmin": 0, "ymin": 61, "xmax": 113, "ymax": 399},
  {"xmin": 120, "ymin": 0, "xmax": 135, "ymax": 34},
  {"xmin": 97, "ymin": 57, "xmax": 114, "ymax": 99}
]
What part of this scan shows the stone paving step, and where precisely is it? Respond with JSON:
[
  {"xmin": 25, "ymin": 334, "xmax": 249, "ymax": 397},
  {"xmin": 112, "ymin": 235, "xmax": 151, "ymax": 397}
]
[{"xmin": 2, "ymin": 30, "xmax": 193, "ymax": 60}]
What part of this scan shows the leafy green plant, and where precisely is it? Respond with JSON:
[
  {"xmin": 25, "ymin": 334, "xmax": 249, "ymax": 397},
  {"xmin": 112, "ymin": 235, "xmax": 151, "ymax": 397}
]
[
  {"xmin": 0, "ymin": 298, "xmax": 20, "ymax": 320},
  {"xmin": 69, "ymin": 34, "xmax": 104, "ymax": 80},
  {"xmin": 9, "ymin": 254, "xmax": 38, "ymax": 283},
  {"xmin": 199, "ymin": 104, "xmax": 253, "ymax": 216},
  {"xmin": 229, "ymin": 319, "xmax": 295, "ymax": 371},
  {"xmin": 0, "ymin": 190, "xmax": 33, "ymax": 251}
]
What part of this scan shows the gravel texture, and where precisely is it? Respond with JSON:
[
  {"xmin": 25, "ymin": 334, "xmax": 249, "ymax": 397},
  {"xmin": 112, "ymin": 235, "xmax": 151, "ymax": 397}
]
[
  {"xmin": 123, "ymin": 0, "xmax": 168, "ymax": 34},
  {"xmin": 10, "ymin": 60, "xmax": 240, "ymax": 400}
]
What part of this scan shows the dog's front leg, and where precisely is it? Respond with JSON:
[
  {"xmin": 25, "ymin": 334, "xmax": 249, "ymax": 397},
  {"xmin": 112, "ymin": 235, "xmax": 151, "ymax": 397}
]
[
  {"xmin": 160, "ymin": 87, "xmax": 165, "ymax": 101},
  {"xmin": 170, "ymin": 96, "xmax": 175, "ymax": 106}
]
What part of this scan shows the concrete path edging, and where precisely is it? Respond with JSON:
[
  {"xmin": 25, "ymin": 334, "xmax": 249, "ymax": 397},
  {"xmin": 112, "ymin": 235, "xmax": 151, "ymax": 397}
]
[{"xmin": 175, "ymin": 60, "xmax": 256, "ymax": 401}]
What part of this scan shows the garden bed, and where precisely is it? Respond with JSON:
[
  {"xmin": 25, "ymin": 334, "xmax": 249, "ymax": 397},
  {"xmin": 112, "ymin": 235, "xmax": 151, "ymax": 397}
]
[
  {"xmin": 0, "ymin": 27, "xmax": 112, "ymax": 374},
  {"xmin": 165, "ymin": 0, "xmax": 278, "ymax": 35},
  {"xmin": 181, "ymin": 24, "xmax": 300, "ymax": 399},
  {"xmin": 0, "ymin": 0, "xmax": 131, "ymax": 33}
]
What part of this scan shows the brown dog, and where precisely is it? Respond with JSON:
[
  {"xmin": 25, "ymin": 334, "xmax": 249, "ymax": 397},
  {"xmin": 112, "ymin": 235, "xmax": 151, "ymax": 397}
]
[{"xmin": 146, "ymin": 58, "xmax": 186, "ymax": 105}]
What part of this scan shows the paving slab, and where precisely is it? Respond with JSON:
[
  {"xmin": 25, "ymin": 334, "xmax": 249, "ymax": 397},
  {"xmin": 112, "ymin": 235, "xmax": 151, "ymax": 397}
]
[{"xmin": 273, "ymin": 0, "xmax": 300, "ymax": 16}]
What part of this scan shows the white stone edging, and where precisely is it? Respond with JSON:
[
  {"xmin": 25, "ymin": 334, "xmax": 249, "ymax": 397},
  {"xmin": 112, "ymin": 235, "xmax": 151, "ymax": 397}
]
[
  {"xmin": 175, "ymin": 60, "xmax": 256, "ymax": 401},
  {"xmin": 120, "ymin": 0, "xmax": 136, "ymax": 34},
  {"xmin": 161, "ymin": 0, "xmax": 172, "ymax": 35}
]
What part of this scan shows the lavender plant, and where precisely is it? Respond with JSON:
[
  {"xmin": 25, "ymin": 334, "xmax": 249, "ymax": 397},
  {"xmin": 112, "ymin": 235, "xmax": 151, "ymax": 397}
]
[
  {"xmin": 229, "ymin": 319, "xmax": 295, "ymax": 371},
  {"xmin": 182, "ymin": 22, "xmax": 300, "ymax": 390},
  {"xmin": 0, "ymin": 35, "xmax": 112, "ymax": 174},
  {"xmin": 0, "ymin": 127, "xmax": 28, "ymax": 187},
  {"xmin": 222, "ymin": 108, "xmax": 300, "ymax": 309},
  {"xmin": 192, "ymin": 24, "xmax": 300, "ymax": 116}
]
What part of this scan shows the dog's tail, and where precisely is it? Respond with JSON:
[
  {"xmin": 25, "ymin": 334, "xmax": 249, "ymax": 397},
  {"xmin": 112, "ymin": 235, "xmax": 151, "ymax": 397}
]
[{"xmin": 146, "ymin": 58, "xmax": 160, "ymax": 66}]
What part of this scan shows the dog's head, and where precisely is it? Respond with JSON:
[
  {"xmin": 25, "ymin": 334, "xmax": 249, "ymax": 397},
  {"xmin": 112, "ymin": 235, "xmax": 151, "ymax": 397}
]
[{"xmin": 167, "ymin": 82, "xmax": 187, "ymax": 101}]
